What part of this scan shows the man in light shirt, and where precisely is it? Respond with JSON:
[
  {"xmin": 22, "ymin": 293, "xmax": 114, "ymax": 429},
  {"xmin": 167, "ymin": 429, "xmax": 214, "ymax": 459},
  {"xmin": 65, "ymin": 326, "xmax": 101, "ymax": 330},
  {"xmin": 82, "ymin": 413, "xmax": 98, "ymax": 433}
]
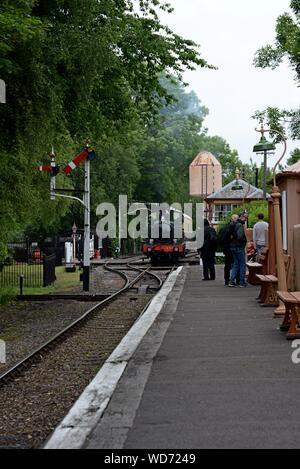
[{"xmin": 253, "ymin": 213, "xmax": 269, "ymax": 257}]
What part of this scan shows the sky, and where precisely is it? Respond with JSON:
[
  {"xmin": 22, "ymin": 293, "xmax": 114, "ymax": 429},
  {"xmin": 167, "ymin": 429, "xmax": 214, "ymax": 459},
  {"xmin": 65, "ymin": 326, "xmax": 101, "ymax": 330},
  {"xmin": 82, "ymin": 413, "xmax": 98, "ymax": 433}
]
[{"xmin": 159, "ymin": 0, "xmax": 299, "ymax": 165}]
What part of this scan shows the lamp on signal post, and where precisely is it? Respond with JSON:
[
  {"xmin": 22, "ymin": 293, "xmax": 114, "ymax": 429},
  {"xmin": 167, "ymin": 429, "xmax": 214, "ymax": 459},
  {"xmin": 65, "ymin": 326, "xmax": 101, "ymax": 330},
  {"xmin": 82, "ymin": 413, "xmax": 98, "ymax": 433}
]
[
  {"xmin": 254, "ymin": 125, "xmax": 287, "ymax": 316},
  {"xmin": 72, "ymin": 223, "xmax": 77, "ymax": 264},
  {"xmin": 253, "ymin": 124, "xmax": 276, "ymax": 200}
]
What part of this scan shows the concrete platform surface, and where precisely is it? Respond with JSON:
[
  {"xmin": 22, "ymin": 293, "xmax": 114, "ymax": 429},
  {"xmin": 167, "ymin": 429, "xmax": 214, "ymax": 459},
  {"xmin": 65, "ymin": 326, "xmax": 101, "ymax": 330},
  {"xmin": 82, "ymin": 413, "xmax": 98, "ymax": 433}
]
[{"xmin": 86, "ymin": 266, "xmax": 300, "ymax": 450}]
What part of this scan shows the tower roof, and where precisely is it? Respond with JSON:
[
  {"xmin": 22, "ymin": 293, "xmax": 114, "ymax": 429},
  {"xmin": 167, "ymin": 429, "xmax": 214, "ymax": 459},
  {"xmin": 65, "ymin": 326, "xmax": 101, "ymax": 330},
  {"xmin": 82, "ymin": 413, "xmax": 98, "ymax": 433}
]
[{"xmin": 190, "ymin": 151, "xmax": 221, "ymax": 167}]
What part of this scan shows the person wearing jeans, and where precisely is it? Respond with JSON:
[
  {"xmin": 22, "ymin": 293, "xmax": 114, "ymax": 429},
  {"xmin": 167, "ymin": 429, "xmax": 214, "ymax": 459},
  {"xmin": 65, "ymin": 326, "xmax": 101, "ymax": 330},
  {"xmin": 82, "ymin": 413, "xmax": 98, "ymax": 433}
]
[
  {"xmin": 253, "ymin": 213, "xmax": 269, "ymax": 258},
  {"xmin": 230, "ymin": 247, "xmax": 246, "ymax": 287},
  {"xmin": 229, "ymin": 213, "xmax": 248, "ymax": 287}
]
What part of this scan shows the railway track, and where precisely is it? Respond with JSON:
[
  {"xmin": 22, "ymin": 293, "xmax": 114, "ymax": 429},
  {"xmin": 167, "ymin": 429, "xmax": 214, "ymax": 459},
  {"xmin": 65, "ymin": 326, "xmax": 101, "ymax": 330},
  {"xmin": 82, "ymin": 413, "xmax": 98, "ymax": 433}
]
[
  {"xmin": 0, "ymin": 263, "xmax": 173, "ymax": 387},
  {"xmin": 0, "ymin": 263, "xmax": 177, "ymax": 448}
]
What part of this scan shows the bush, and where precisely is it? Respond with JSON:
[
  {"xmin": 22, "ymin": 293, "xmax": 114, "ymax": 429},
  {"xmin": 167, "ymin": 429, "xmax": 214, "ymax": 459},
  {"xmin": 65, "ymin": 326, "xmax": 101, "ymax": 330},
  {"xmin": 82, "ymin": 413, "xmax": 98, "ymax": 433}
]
[
  {"xmin": 109, "ymin": 238, "xmax": 120, "ymax": 258},
  {"xmin": 216, "ymin": 201, "xmax": 269, "ymax": 233},
  {"xmin": 0, "ymin": 288, "xmax": 17, "ymax": 306}
]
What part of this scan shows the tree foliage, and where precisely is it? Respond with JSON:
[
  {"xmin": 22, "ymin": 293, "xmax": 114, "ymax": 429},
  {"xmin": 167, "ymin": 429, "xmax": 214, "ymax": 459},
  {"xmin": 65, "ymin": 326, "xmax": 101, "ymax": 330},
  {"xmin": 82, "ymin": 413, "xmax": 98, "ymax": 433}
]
[
  {"xmin": 0, "ymin": 0, "xmax": 213, "ymax": 262},
  {"xmin": 287, "ymin": 147, "xmax": 300, "ymax": 165},
  {"xmin": 254, "ymin": 0, "xmax": 300, "ymax": 83},
  {"xmin": 253, "ymin": 0, "xmax": 300, "ymax": 155},
  {"xmin": 0, "ymin": 0, "xmax": 256, "ymax": 264},
  {"xmin": 217, "ymin": 201, "xmax": 269, "ymax": 232}
]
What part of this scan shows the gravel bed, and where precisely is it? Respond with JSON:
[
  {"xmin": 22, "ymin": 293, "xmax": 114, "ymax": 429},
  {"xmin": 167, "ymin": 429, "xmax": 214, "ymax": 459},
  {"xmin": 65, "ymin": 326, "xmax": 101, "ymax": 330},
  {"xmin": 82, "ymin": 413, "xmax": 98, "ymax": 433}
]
[
  {"xmin": 0, "ymin": 293, "xmax": 152, "ymax": 449},
  {"xmin": 0, "ymin": 266, "xmax": 127, "ymax": 375},
  {"xmin": 0, "ymin": 265, "xmax": 166, "ymax": 449},
  {"xmin": 61, "ymin": 266, "xmax": 126, "ymax": 295},
  {"xmin": 0, "ymin": 300, "xmax": 99, "ymax": 375}
]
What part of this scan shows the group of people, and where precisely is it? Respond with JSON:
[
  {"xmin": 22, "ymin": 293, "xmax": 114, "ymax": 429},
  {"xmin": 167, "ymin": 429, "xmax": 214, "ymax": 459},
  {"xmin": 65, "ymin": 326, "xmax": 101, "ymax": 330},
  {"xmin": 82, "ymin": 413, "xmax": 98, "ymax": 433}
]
[{"xmin": 199, "ymin": 213, "xmax": 268, "ymax": 287}]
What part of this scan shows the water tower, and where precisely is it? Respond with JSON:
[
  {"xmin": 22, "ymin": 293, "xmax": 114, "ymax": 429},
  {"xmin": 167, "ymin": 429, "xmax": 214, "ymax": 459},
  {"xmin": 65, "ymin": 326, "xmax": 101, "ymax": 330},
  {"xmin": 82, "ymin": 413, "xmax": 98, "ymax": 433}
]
[{"xmin": 189, "ymin": 151, "xmax": 222, "ymax": 198}]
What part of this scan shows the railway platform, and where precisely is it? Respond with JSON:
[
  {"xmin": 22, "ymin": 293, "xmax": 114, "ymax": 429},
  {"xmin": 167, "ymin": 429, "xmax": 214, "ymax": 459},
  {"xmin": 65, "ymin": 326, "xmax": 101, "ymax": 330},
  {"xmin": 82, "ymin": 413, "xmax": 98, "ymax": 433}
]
[{"xmin": 46, "ymin": 266, "xmax": 300, "ymax": 449}]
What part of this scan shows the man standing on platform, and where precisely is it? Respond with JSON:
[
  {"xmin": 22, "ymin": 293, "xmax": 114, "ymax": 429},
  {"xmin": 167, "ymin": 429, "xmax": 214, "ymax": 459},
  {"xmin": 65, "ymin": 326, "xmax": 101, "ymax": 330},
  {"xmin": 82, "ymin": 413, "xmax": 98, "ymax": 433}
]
[
  {"xmin": 219, "ymin": 221, "xmax": 234, "ymax": 286},
  {"xmin": 229, "ymin": 213, "xmax": 248, "ymax": 288},
  {"xmin": 253, "ymin": 213, "xmax": 269, "ymax": 257},
  {"xmin": 199, "ymin": 219, "xmax": 218, "ymax": 281}
]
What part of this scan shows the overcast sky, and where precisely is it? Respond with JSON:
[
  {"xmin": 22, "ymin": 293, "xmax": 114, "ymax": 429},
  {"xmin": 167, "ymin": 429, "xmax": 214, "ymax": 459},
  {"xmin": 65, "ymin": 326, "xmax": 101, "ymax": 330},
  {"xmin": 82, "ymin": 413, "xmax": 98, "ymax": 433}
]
[{"xmin": 160, "ymin": 0, "xmax": 299, "ymax": 166}]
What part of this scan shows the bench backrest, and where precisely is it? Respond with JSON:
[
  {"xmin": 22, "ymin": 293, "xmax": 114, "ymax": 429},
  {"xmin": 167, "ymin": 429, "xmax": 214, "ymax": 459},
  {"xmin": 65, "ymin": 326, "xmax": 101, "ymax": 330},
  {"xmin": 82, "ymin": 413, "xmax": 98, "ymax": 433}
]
[{"xmin": 257, "ymin": 248, "xmax": 269, "ymax": 274}]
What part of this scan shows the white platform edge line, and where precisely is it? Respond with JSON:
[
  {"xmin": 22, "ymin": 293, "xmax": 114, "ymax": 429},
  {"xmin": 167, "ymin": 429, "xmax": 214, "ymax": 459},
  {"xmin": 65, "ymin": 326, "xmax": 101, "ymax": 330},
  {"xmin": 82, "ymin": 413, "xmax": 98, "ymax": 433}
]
[{"xmin": 44, "ymin": 266, "xmax": 183, "ymax": 450}]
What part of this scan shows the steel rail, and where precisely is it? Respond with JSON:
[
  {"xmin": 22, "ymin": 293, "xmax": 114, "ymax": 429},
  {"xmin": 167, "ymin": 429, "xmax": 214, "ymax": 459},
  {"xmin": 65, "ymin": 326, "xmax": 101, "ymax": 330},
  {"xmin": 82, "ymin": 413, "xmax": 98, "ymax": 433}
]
[
  {"xmin": 0, "ymin": 263, "xmax": 156, "ymax": 386},
  {"xmin": 127, "ymin": 262, "xmax": 164, "ymax": 290}
]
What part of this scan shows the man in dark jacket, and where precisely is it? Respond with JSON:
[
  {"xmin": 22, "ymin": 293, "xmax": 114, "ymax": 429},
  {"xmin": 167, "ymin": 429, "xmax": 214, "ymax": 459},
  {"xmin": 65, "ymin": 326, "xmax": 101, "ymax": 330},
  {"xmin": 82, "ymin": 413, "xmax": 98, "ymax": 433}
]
[
  {"xmin": 218, "ymin": 222, "xmax": 234, "ymax": 286},
  {"xmin": 200, "ymin": 219, "xmax": 217, "ymax": 281},
  {"xmin": 229, "ymin": 213, "xmax": 247, "ymax": 287}
]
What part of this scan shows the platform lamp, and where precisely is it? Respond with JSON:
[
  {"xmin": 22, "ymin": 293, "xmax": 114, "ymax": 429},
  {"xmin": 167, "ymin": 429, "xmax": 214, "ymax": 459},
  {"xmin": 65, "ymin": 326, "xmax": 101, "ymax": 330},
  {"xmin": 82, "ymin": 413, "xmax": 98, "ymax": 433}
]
[
  {"xmin": 254, "ymin": 125, "xmax": 287, "ymax": 316},
  {"xmin": 253, "ymin": 124, "xmax": 276, "ymax": 200}
]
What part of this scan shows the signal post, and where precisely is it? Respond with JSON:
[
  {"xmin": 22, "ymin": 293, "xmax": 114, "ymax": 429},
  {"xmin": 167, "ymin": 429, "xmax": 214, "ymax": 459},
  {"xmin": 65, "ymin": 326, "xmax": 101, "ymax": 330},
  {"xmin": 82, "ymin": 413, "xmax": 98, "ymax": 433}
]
[
  {"xmin": 39, "ymin": 143, "xmax": 96, "ymax": 292},
  {"xmin": 83, "ymin": 156, "xmax": 91, "ymax": 291}
]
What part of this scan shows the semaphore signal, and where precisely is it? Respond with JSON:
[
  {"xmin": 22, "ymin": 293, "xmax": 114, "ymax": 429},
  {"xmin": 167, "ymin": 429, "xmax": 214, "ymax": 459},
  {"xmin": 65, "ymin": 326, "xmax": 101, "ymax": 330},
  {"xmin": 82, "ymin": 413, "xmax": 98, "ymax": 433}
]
[
  {"xmin": 39, "ymin": 148, "xmax": 59, "ymax": 200},
  {"xmin": 63, "ymin": 144, "xmax": 96, "ymax": 174},
  {"xmin": 39, "ymin": 148, "xmax": 59, "ymax": 174},
  {"xmin": 38, "ymin": 142, "xmax": 96, "ymax": 292}
]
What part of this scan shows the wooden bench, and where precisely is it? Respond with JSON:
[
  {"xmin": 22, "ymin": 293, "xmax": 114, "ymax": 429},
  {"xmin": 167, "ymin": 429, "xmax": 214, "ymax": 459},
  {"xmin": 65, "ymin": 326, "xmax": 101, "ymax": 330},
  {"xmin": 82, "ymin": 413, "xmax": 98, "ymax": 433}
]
[
  {"xmin": 246, "ymin": 248, "xmax": 269, "ymax": 285},
  {"xmin": 256, "ymin": 255, "xmax": 291, "ymax": 307},
  {"xmin": 277, "ymin": 291, "xmax": 300, "ymax": 340},
  {"xmin": 256, "ymin": 274, "xmax": 279, "ymax": 306}
]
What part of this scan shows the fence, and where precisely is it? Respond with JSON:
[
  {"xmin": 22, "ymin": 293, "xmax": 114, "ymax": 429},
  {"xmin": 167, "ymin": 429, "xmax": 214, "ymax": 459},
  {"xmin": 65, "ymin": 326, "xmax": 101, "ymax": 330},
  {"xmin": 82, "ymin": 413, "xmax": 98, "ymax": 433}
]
[
  {"xmin": 0, "ymin": 254, "xmax": 56, "ymax": 289},
  {"xmin": 0, "ymin": 262, "xmax": 43, "ymax": 288},
  {"xmin": 8, "ymin": 241, "xmax": 31, "ymax": 263}
]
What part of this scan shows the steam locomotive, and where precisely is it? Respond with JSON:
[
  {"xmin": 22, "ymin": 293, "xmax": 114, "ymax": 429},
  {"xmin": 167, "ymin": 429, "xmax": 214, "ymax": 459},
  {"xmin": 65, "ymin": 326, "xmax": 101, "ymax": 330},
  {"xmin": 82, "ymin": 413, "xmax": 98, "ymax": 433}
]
[{"xmin": 142, "ymin": 220, "xmax": 186, "ymax": 265}]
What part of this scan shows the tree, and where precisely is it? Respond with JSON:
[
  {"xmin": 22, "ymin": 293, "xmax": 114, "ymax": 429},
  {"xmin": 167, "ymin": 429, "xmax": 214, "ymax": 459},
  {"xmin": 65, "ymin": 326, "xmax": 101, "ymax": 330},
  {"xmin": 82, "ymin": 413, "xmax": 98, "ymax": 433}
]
[
  {"xmin": 287, "ymin": 148, "xmax": 300, "ymax": 165},
  {"xmin": 199, "ymin": 135, "xmax": 242, "ymax": 185},
  {"xmin": 253, "ymin": 0, "xmax": 300, "ymax": 142},
  {"xmin": 218, "ymin": 201, "xmax": 269, "ymax": 231},
  {"xmin": 254, "ymin": 0, "xmax": 300, "ymax": 83},
  {"xmin": 0, "ymin": 0, "xmax": 213, "ymax": 263},
  {"xmin": 134, "ymin": 77, "xmax": 209, "ymax": 204},
  {"xmin": 133, "ymin": 77, "xmax": 254, "ymax": 205}
]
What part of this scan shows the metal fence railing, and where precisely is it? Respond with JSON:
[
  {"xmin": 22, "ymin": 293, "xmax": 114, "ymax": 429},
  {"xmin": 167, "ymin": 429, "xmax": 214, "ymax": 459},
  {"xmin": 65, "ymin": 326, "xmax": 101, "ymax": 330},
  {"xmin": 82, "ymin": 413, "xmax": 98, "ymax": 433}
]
[
  {"xmin": 0, "ymin": 254, "xmax": 57, "ymax": 289},
  {"xmin": 0, "ymin": 262, "xmax": 44, "ymax": 288}
]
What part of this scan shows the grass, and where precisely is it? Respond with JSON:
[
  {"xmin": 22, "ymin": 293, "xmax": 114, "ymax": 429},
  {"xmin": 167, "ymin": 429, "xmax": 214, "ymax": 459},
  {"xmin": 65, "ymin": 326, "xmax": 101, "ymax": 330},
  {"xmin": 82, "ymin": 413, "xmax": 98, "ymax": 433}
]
[
  {"xmin": 0, "ymin": 330, "xmax": 20, "ymax": 342},
  {"xmin": 51, "ymin": 266, "xmax": 82, "ymax": 292},
  {"xmin": 0, "ymin": 288, "xmax": 17, "ymax": 306},
  {"xmin": 0, "ymin": 266, "xmax": 81, "ymax": 301}
]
